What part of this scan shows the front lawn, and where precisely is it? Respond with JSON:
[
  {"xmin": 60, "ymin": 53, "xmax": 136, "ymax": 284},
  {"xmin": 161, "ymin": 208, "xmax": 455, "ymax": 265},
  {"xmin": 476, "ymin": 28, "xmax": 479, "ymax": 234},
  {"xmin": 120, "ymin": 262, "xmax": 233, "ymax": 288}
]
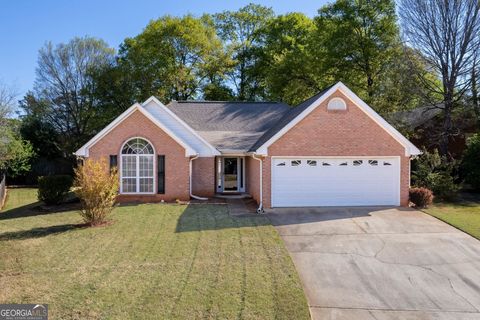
[
  {"xmin": 0, "ymin": 188, "xmax": 309, "ymax": 319},
  {"xmin": 424, "ymin": 196, "xmax": 480, "ymax": 240}
]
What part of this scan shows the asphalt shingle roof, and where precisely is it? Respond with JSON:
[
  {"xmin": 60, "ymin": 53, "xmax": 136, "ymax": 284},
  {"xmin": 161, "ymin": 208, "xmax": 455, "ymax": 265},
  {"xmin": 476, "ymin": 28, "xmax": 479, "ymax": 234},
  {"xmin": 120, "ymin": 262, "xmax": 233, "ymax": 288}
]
[
  {"xmin": 166, "ymin": 101, "xmax": 291, "ymax": 152},
  {"xmin": 166, "ymin": 87, "xmax": 333, "ymax": 153}
]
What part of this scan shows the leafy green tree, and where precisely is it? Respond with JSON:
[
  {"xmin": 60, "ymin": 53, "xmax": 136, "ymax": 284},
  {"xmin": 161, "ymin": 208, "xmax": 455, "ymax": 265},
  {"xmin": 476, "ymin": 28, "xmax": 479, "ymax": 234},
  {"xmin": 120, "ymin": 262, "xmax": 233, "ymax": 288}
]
[
  {"xmin": 117, "ymin": 15, "xmax": 230, "ymax": 103},
  {"xmin": 24, "ymin": 37, "xmax": 115, "ymax": 154},
  {"xmin": 315, "ymin": 0, "xmax": 400, "ymax": 102},
  {"xmin": 20, "ymin": 116, "xmax": 61, "ymax": 160},
  {"xmin": 461, "ymin": 134, "xmax": 480, "ymax": 191},
  {"xmin": 213, "ymin": 4, "xmax": 274, "ymax": 100},
  {"xmin": 412, "ymin": 149, "xmax": 459, "ymax": 199},
  {"xmin": 257, "ymin": 13, "xmax": 325, "ymax": 105},
  {"xmin": 202, "ymin": 82, "xmax": 234, "ymax": 101},
  {"xmin": 0, "ymin": 121, "xmax": 34, "ymax": 177},
  {"xmin": 0, "ymin": 82, "xmax": 34, "ymax": 177},
  {"xmin": 373, "ymin": 46, "xmax": 441, "ymax": 114}
]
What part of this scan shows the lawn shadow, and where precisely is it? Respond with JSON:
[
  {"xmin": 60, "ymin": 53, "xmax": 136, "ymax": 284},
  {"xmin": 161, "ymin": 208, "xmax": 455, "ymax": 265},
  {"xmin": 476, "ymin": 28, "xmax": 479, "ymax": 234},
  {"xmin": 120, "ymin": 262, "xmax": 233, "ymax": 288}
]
[
  {"xmin": 266, "ymin": 206, "xmax": 401, "ymax": 227},
  {"xmin": 174, "ymin": 204, "xmax": 402, "ymax": 233},
  {"xmin": 446, "ymin": 192, "xmax": 480, "ymax": 207},
  {"xmin": 175, "ymin": 204, "xmax": 271, "ymax": 233},
  {"xmin": 0, "ymin": 223, "xmax": 85, "ymax": 241},
  {"xmin": 0, "ymin": 201, "xmax": 81, "ymax": 221}
]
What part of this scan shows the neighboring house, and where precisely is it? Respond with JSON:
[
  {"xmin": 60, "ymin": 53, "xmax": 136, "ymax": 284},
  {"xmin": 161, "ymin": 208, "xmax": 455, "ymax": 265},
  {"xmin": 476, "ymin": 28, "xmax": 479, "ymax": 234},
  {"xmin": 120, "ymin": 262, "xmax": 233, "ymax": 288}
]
[{"xmin": 75, "ymin": 82, "xmax": 421, "ymax": 210}]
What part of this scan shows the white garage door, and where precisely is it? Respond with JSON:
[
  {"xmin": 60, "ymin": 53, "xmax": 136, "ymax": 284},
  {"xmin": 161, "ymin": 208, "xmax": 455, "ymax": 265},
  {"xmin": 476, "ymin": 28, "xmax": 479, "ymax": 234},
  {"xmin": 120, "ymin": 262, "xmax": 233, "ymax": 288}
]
[{"xmin": 271, "ymin": 157, "xmax": 400, "ymax": 207}]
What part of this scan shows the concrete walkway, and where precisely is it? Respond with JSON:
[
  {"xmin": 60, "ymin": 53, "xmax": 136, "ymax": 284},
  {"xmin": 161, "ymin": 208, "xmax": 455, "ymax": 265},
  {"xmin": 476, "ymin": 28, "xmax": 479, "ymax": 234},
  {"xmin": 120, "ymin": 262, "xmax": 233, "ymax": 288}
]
[
  {"xmin": 268, "ymin": 207, "xmax": 480, "ymax": 320},
  {"xmin": 226, "ymin": 198, "xmax": 257, "ymax": 216}
]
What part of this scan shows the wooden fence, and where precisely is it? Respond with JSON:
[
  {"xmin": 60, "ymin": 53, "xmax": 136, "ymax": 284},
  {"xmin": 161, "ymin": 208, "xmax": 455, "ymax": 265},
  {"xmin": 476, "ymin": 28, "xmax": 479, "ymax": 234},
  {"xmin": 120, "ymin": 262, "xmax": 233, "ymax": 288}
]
[{"xmin": 0, "ymin": 173, "xmax": 6, "ymax": 210}]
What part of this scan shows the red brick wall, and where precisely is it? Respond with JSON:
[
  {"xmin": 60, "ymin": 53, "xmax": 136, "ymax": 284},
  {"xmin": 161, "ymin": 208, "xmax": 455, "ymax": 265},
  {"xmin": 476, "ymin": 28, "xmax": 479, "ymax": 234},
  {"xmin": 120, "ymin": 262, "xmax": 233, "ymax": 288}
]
[
  {"xmin": 192, "ymin": 157, "xmax": 215, "ymax": 197},
  {"xmin": 246, "ymin": 156, "xmax": 260, "ymax": 203},
  {"xmin": 88, "ymin": 109, "xmax": 190, "ymax": 202},
  {"xmin": 263, "ymin": 89, "xmax": 410, "ymax": 208}
]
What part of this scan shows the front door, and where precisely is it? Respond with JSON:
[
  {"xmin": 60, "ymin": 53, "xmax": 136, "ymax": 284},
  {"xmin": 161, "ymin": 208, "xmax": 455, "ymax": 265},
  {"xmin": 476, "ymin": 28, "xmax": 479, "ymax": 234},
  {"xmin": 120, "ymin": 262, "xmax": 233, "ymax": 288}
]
[
  {"xmin": 223, "ymin": 158, "xmax": 238, "ymax": 191},
  {"xmin": 216, "ymin": 157, "xmax": 245, "ymax": 193}
]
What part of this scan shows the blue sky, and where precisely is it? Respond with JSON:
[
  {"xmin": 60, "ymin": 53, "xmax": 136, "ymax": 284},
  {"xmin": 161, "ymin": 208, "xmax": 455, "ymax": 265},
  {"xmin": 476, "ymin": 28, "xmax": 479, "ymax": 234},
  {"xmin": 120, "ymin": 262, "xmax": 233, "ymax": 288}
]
[{"xmin": 0, "ymin": 0, "xmax": 329, "ymax": 99}]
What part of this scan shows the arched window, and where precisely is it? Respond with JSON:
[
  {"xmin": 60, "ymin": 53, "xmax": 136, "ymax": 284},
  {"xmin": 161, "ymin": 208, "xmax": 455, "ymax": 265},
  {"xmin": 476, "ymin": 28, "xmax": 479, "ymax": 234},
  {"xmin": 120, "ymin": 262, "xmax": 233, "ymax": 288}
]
[
  {"xmin": 327, "ymin": 97, "xmax": 347, "ymax": 110},
  {"xmin": 120, "ymin": 138, "xmax": 155, "ymax": 193}
]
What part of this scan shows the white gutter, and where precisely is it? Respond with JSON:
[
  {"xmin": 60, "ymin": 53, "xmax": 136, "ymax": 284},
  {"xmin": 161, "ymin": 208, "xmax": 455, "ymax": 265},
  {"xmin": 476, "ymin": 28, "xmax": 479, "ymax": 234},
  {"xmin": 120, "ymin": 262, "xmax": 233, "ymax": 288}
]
[
  {"xmin": 189, "ymin": 155, "xmax": 208, "ymax": 201},
  {"xmin": 251, "ymin": 153, "xmax": 265, "ymax": 214}
]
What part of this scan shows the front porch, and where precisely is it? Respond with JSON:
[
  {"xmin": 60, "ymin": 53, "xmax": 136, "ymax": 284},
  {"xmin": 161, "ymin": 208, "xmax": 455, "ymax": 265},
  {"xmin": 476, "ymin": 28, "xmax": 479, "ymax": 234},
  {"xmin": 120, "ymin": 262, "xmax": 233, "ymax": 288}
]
[
  {"xmin": 215, "ymin": 156, "xmax": 246, "ymax": 193},
  {"xmin": 191, "ymin": 155, "xmax": 261, "ymax": 209}
]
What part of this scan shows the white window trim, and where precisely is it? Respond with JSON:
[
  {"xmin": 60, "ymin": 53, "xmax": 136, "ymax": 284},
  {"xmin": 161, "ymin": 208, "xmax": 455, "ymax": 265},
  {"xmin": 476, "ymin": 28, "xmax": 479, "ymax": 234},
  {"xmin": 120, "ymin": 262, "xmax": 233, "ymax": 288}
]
[
  {"xmin": 327, "ymin": 97, "xmax": 347, "ymax": 110},
  {"xmin": 119, "ymin": 137, "xmax": 157, "ymax": 195}
]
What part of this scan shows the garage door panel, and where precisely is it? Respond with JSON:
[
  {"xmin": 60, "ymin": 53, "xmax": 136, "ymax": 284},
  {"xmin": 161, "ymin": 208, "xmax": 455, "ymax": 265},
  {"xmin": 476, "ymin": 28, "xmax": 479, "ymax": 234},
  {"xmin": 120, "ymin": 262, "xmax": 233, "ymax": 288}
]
[{"xmin": 272, "ymin": 157, "xmax": 400, "ymax": 207}]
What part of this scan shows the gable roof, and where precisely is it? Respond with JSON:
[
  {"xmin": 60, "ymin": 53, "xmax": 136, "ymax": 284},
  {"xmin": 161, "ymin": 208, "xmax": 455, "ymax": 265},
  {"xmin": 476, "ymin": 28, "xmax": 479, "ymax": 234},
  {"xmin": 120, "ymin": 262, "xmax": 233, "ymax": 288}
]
[
  {"xmin": 75, "ymin": 103, "xmax": 197, "ymax": 157},
  {"xmin": 76, "ymin": 82, "xmax": 420, "ymax": 158},
  {"xmin": 248, "ymin": 85, "xmax": 334, "ymax": 152},
  {"xmin": 252, "ymin": 82, "xmax": 421, "ymax": 156},
  {"xmin": 166, "ymin": 101, "xmax": 290, "ymax": 153},
  {"xmin": 142, "ymin": 97, "xmax": 220, "ymax": 156}
]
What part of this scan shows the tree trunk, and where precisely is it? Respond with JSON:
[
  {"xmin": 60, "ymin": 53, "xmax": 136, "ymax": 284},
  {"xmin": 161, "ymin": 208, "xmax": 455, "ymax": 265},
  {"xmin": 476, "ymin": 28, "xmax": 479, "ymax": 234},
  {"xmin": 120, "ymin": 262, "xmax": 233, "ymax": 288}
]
[
  {"xmin": 440, "ymin": 91, "xmax": 453, "ymax": 156},
  {"xmin": 472, "ymin": 66, "xmax": 480, "ymax": 129},
  {"xmin": 367, "ymin": 75, "xmax": 374, "ymax": 98}
]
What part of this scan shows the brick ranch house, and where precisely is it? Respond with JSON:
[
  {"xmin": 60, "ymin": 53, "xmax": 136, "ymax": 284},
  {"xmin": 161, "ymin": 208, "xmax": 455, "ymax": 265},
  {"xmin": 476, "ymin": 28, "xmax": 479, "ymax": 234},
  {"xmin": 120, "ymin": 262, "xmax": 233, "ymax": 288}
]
[{"xmin": 75, "ymin": 82, "xmax": 421, "ymax": 211}]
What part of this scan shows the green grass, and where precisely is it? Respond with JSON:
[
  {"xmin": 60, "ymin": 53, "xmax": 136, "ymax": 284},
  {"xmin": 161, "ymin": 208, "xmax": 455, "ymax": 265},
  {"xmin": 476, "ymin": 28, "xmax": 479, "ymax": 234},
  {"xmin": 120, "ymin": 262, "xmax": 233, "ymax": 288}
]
[
  {"xmin": 424, "ymin": 197, "xmax": 480, "ymax": 240},
  {"xmin": 1, "ymin": 187, "xmax": 39, "ymax": 212},
  {"xmin": 0, "ymin": 188, "xmax": 309, "ymax": 319}
]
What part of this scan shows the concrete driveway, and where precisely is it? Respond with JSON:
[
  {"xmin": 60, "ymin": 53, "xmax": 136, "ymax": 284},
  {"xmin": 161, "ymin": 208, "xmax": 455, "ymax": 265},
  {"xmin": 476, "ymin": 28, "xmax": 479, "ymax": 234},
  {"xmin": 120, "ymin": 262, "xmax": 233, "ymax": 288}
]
[{"xmin": 268, "ymin": 207, "xmax": 480, "ymax": 320}]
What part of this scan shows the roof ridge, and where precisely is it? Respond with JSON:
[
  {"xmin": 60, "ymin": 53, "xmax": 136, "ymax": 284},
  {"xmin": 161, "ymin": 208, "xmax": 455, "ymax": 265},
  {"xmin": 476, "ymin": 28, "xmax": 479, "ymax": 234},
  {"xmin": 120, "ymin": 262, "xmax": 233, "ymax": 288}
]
[{"xmin": 174, "ymin": 100, "xmax": 284, "ymax": 104}]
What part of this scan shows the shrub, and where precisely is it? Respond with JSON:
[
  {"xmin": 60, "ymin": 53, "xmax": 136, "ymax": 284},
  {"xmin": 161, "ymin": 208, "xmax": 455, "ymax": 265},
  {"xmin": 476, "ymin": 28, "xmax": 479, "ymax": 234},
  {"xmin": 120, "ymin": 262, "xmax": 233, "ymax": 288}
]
[
  {"xmin": 411, "ymin": 149, "xmax": 459, "ymax": 200},
  {"xmin": 461, "ymin": 133, "xmax": 480, "ymax": 191},
  {"xmin": 74, "ymin": 158, "xmax": 119, "ymax": 226},
  {"xmin": 409, "ymin": 187, "xmax": 433, "ymax": 208},
  {"xmin": 37, "ymin": 175, "xmax": 73, "ymax": 205}
]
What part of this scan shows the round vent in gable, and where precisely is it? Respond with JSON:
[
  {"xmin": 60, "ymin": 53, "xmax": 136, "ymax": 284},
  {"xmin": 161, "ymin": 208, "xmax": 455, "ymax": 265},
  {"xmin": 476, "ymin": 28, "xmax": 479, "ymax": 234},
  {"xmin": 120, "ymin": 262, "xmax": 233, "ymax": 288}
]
[{"xmin": 327, "ymin": 97, "xmax": 347, "ymax": 110}]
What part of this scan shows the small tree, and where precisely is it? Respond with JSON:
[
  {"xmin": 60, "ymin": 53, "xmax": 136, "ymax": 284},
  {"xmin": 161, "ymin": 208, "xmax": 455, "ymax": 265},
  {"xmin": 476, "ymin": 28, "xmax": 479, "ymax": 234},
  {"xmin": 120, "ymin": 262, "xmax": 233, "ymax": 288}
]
[
  {"xmin": 74, "ymin": 158, "xmax": 119, "ymax": 226},
  {"xmin": 411, "ymin": 149, "xmax": 459, "ymax": 200}
]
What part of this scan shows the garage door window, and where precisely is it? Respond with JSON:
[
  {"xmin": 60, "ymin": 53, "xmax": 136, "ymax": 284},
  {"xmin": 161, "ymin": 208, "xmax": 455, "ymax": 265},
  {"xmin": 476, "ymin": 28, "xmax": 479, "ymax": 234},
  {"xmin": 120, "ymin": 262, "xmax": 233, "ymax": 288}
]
[
  {"xmin": 291, "ymin": 160, "xmax": 301, "ymax": 166},
  {"xmin": 272, "ymin": 157, "xmax": 400, "ymax": 207}
]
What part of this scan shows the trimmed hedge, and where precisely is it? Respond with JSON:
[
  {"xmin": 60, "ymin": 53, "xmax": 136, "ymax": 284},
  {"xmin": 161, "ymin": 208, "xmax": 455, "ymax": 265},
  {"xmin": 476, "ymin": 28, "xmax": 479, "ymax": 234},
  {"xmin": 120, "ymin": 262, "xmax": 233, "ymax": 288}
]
[
  {"xmin": 409, "ymin": 187, "xmax": 434, "ymax": 208},
  {"xmin": 38, "ymin": 175, "xmax": 73, "ymax": 205}
]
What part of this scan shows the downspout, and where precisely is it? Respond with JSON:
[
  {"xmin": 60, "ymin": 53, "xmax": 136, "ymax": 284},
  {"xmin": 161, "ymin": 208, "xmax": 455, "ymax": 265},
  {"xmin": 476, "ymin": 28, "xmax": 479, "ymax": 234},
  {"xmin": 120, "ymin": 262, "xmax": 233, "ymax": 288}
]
[
  {"xmin": 251, "ymin": 153, "xmax": 265, "ymax": 214},
  {"xmin": 189, "ymin": 155, "xmax": 208, "ymax": 201}
]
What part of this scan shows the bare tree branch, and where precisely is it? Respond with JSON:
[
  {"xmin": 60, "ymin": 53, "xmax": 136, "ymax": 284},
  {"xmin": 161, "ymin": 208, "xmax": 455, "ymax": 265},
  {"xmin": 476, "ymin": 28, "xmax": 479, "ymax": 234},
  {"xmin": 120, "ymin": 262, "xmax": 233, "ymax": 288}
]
[{"xmin": 399, "ymin": 0, "xmax": 480, "ymax": 155}]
